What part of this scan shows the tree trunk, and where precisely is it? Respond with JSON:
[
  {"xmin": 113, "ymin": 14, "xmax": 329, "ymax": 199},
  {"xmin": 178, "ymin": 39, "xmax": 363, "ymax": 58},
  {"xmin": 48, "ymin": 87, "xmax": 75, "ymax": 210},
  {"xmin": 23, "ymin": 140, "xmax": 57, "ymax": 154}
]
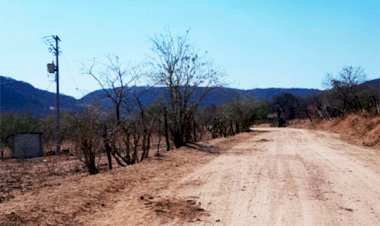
[
  {"xmin": 305, "ymin": 109, "xmax": 313, "ymax": 123},
  {"xmin": 156, "ymin": 133, "xmax": 162, "ymax": 156},
  {"xmin": 163, "ymin": 106, "xmax": 171, "ymax": 151},
  {"xmin": 193, "ymin": 121, "xmax": 197, "ymax": 142},
  {"xmin": 173, "ymin": 129, "xmax": 185, "ymax": 148},
  {"xmin": 104, "ymin": 142, "xmax": 112, "ymax": 170},
  {"xmin": 87, "ymin": 160, "xmax": 98, "ymax": 175},
  {"xmin": 82, "ymin": 142, "xmax": 98, "ymax": 175},
  {"xmin": 235, "ymin": 121, "xmax": 240, "ymax": 134},
  {"xmin": 102, "ymin": 126, "xmax": 112, "ymax": 170},
  {"xmin": 111, "ymin": 149, "xmax": 126, "ymax": 167}
]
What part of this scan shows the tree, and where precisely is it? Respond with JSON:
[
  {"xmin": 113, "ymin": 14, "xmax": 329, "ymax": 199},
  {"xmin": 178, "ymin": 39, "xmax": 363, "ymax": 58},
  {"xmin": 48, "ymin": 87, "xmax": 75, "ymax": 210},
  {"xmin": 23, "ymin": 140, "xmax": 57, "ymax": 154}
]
[
  {"xmin": 82, "ymin": 55, "xmax": 146, "ymax": 167},
  {"xmin": 228, "ymin": 97, "xmax": 257, "ymax": 133},
  {"xmin": 271, "ymin": 93, "xmax": 299, "ymax": 126},
  {"xmin": 148, "ymin": 30, "xmax": 223, "ymax": 148},
  {"xmin": 70, "ymin": 107, "xmax": 103, "ymax": 175},
  {"xmin": 251, "ymin": 101, "xmax": 270, "ymax": 124},
  {"xmin": 325, "ymin": 66, "xmax": 366, "ymax": 113},
  {"xmin": 40, "ymin": 112, "xmax": 76, "ymax": 153},
  {"xmin": 202, "ymin": 97, "xmax": 265, "ymax": 139},
  {"xmin": 82, "ymin": 54, "xmax": 139, "ymax": 124},
  {"xmin": 0, "ymin": 113, "xmax": 40, "ymax": 158}
]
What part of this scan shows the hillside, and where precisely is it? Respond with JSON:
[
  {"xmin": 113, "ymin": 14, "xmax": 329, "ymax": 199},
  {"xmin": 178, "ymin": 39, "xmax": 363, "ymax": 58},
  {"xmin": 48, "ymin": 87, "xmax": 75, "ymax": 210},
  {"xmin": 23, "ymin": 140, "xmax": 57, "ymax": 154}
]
[
  {"xmin": 3, "ymin": 75, "xmax": 378, "ymax": 116},
  {"xmin": 363, "ymin": 78, "xmax": 380, "ymax": 86},
  {"xmin": 0, "ymin": 76, "xmax": 79, "ymax": 116},
  {"xmin": 81, "ymin": 86, "xmax": 321, "ymax": 109}
]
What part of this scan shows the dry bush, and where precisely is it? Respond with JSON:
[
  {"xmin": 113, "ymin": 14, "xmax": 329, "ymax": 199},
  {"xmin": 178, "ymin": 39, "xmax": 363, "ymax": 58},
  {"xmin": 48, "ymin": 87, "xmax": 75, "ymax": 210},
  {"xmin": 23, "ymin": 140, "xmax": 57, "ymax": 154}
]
[{"xmin": 70, "ymin": 108, "xmax": 104, "ymax": 175}]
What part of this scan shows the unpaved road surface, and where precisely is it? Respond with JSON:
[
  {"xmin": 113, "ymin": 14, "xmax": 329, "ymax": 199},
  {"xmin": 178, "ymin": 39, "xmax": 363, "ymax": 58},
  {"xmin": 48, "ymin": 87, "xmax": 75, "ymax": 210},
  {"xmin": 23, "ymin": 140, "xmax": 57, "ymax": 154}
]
[
  {"xmin": 1, "ymin": 128, "xmax": 379, "ymax": 226},
  {"xmin": 92, "ymin": 128, "xmax": 380, "ymax": 225}
]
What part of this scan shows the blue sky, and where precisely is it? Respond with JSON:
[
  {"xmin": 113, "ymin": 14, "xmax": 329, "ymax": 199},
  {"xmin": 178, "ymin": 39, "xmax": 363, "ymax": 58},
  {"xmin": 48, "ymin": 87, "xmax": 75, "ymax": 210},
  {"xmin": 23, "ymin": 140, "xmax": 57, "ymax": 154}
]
[{"xmin": 1, "ymin": 0, "xmax": 379, "ymax": 99}]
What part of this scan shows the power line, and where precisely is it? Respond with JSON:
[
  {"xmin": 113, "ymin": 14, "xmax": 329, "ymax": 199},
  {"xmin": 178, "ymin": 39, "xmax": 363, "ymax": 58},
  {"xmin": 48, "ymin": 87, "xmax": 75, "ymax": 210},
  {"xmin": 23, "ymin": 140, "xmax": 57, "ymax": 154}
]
[
  {"xmin": 0, "ymin": 38, "xmax": 42, "ymax": 56},
  {"xmin": 61, "ymin": 53, "xmax": 80, "ymax": 92}
]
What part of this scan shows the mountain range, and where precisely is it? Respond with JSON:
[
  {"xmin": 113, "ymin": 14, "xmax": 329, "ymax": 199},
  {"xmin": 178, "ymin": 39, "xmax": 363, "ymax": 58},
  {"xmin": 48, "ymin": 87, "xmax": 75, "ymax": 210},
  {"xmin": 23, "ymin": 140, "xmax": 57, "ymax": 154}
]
[
  {"xmin": 4, "ymin": 75, "xmax": 377, "ymax": 116},
  {"xmin": 0, "ymin": 76, "xmax": 79, "ymax": 116}
]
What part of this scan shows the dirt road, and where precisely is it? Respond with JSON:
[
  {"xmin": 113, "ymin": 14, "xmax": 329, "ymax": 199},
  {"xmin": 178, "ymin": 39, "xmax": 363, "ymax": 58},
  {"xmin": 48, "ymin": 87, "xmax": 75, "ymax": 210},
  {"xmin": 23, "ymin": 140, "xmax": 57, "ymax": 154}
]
[{"xmin": 91, "ymin": 128, "xmax": 380, "ymax": 225}]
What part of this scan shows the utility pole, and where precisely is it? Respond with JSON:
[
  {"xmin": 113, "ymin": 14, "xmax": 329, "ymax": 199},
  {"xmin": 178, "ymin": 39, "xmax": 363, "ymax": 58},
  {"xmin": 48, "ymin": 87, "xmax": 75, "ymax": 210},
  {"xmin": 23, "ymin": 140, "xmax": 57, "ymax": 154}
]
[
  {"xmin": 45, "ymin": 35, "xmax": 61, "ymax": 154},
  {"xmin": 54, "ymin": 35, "xmax": 61, "ymax": 155}
]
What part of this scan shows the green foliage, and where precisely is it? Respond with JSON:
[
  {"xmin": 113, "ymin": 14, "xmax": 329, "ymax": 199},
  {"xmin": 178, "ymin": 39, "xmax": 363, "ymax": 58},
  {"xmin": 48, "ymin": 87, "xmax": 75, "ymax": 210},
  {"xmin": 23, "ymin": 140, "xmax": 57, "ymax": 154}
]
[
  {"xmin": 205, "ymin": 98, "xmax": 269, "ymax": 138},
  {"xmin": 39, "ymin": 112, "xmax": 77, "ymax": 148},
  {"xmin": 272, "ymin": 93, "xmax": 301, "ymax": 120},
  {"xmin": 251, "ymin": 101, "xmax": 270, "ymax": 123},
  {"xmin": 0, "ymin": 113, "xmax": 40, "ymax": 147}
]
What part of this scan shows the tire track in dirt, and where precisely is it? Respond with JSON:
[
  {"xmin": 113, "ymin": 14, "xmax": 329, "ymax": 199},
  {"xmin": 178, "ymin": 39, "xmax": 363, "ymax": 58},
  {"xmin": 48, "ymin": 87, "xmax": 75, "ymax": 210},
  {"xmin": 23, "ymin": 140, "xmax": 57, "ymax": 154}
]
[
  {"xmin": 153, "ymin": 128, "xmax": 380, "ymax": 225},
  {"xmin": 66, "ymin": 128, "xmax": 380, "ymax": 226}
]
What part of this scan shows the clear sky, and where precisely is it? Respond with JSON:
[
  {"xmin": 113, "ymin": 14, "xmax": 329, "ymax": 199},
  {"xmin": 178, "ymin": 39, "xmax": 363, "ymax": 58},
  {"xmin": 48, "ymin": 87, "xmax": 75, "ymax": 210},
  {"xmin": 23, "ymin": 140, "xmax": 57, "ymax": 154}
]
[{"xmin": 1, "ymin": 0, "xmax": 379, "ymax": 99}]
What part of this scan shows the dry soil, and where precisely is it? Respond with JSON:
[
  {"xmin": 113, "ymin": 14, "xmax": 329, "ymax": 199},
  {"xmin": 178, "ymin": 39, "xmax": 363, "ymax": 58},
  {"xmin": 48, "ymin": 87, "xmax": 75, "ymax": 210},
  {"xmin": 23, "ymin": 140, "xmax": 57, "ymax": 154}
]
[{"xmin": 1, "ymin": 128, "xmax": 379, "ymax": 225}]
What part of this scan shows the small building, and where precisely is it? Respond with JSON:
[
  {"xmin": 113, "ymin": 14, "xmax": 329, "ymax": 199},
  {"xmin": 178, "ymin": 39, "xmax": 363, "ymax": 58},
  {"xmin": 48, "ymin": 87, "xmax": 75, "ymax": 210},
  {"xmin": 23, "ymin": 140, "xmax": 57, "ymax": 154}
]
[{"xmin": 9, "ymin": 133, "xmax": 44, "ymax": 158}]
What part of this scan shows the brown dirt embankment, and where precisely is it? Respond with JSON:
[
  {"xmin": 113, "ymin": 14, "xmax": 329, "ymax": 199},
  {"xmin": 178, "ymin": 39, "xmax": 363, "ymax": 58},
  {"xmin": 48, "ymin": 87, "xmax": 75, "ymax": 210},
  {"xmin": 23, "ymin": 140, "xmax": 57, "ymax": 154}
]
[{"xmin": 292, "ymin": 114, "xmax": 380, "ymax": 148}]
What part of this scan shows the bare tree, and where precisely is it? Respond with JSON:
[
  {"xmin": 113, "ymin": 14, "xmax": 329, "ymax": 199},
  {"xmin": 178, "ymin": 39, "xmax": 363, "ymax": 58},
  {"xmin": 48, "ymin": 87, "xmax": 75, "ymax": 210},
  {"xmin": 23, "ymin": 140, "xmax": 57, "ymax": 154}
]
[
  {"xmin": 148, "ymin": 30, "xmax": 223, "ymax": 148},
  {"xmin": 82, "ymin": 55, "xmax": 146, "ymax": 167},
  {"xmin": 134, "ymin": 96, "xmax": 160, "ymax": 161},
  {"xmin": 71, "ymin": 107, "xmax": 103, "ymax": 175},
  {"xmin": 325, "ymin": 66, "xmax": 366, "ymax": 113},
  {"xmin": 82, "ymin": 54, "xmax": 140, "ymax": 124}
]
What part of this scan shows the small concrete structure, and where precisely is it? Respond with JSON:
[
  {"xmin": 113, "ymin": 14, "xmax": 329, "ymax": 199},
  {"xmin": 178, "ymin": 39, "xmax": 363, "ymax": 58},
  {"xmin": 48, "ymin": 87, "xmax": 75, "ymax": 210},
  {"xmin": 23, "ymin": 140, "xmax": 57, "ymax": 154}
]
[{"xmin": 10, "ymin": 133, "xmax": 43, "ymax": 158}]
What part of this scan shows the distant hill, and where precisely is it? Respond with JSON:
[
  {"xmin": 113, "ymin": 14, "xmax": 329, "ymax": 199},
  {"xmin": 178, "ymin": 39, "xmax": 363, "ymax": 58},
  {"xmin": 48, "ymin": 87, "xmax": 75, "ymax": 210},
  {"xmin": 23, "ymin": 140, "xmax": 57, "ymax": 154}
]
[
  {"xmin": 9, "ymin": 75, "xmax": 380, "ymax": 116},
  {"xmin": 0, "ymin": 76, "xmax": 79, "ymax": 116},
  {"xmin": 363, "ymin": 78, "xmax": 380, "ymax": 87},
  {"xmin": 80, "ymin": 86, "xmax": 248, "ymax": 109},
  {"xmin": 245, "ymin": 88, "xmax": 321, "ymax": 100},
  {"xmin": 80, "ymin": 86, "xmax": 321, "ymax": 109}
]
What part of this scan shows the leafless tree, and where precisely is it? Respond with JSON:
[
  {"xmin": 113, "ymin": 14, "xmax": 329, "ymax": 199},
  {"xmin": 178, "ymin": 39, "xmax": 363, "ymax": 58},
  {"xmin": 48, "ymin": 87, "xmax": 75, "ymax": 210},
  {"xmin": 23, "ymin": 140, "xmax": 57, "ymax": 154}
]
[
  {"xmin": 148, "ymin": 30, "xmax": 224, "ymax": 148},
  {"xmin": 70, "ymin": 107, "xmax": 103, "ymax": 175},
  {"xmin": 82, "ymin": 54, "xmax": 140, "ymax": 124},
  {"xmin": 325, "ymin": 66, "xmax": 366, "ymax": 113},
  {"xmin": 82, "ymin": 55, "xmax": 148, "ymax": 167}
]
